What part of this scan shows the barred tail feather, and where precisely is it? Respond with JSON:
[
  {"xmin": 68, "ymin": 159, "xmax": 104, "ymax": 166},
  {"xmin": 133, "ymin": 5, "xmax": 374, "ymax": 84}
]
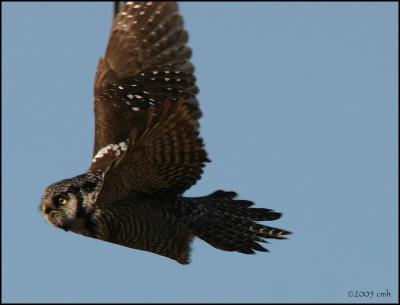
[{"xmin": 182, "ymin": 190, "xmax": 291, "ymax": 255}]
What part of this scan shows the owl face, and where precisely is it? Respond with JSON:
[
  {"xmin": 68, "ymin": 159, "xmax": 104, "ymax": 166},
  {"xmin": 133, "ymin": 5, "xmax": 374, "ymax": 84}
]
[
  {"xmin": 40, "ymin": 186, "xmax": 80, "ymax": 230},
  {"xmin": 40, "ymin": 173, "xmax": 102, "ymax": 232}
]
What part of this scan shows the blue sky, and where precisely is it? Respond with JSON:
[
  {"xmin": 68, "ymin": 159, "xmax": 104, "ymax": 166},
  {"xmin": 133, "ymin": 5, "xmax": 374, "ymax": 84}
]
[{"xmin": 2, "ymin": 2, "xmax": 398, "ymax": 303}]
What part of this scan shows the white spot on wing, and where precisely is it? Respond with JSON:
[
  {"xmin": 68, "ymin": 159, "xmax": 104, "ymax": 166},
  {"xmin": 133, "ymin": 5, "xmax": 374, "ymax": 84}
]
[
  {"xmin": 92, "ymin": 141, "xmax": 129, "ymax": 163},
  {"xmin": 132, "ymin": 107, "xmax": 140, "ymax": 111},
  {"xmin": 92, "ymin": 144, "xmax": 115, "ymax": 162},
  {"xmin": 119, "ymin": 141, "xmax": 128, "ymax": 151}
]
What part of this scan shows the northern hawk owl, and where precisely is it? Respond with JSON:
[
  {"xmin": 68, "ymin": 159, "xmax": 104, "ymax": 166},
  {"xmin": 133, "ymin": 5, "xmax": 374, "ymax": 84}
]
[{"xmin": 40, "ymin": 1, "xmax": 291, "ymax": 264}]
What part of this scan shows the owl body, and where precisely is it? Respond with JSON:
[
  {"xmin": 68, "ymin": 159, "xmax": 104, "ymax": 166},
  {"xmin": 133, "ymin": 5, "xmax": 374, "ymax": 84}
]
[
  {"xmin": 40, "ymin": 1, "xmax": 290, "ymax": 264},
  {"xmin": 79, "ymin": 194, "xmax": 193, "ymax": 265}
]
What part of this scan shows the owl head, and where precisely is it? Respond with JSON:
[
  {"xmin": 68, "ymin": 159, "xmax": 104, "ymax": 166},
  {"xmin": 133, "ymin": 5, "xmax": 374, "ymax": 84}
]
[{"xmin": 40, "ymin": 173, "xmax": 102, "ymax": 232}]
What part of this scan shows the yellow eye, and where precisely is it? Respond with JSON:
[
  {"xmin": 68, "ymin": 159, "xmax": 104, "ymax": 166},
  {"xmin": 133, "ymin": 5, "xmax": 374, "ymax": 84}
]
[{"xmin": 57, "ymin": 196, "xmax": 68, "ymax": 205}]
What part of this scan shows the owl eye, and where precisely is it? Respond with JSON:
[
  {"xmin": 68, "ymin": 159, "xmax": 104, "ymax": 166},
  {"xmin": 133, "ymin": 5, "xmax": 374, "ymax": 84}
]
[{"xmin": 56, "ymin": 195, "xmax": 68, "ymax": 205}]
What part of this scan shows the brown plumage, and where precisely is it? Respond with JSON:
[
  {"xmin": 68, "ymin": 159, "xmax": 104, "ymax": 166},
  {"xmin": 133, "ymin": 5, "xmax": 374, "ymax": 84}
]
[
  {"xmin": 94, "ymin": 1, "xmax": 200, "ymax": 155},
  {"xmin": 39, "ymin": 1, "xmax": 291, "ymax": 264}
]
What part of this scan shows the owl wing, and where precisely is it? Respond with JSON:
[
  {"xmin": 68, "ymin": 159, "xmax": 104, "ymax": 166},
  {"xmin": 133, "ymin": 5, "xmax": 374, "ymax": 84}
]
[
  {"xmin": 90, "ymin": 101, "xmax": 209, "ymax": 204},
  {"xmin": 93, "ymin": 1, "xmax": 200, "ymax": 156}
]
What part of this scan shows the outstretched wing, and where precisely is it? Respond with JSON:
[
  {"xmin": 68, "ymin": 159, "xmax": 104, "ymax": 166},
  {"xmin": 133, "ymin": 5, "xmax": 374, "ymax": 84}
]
[
  {"xmin": 90, "ymin": 101, "xmax": 209, "ymax": 204},
  {"xmin": 93, "ymin": 1, "xmax": 200, "ymax": 156}
]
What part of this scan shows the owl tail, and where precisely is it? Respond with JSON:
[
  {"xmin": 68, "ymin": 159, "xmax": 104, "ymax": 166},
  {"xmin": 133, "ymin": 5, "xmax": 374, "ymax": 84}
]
[{"xmin": 181, "ymin": 190, "xmax": 291, "ymax": 254}]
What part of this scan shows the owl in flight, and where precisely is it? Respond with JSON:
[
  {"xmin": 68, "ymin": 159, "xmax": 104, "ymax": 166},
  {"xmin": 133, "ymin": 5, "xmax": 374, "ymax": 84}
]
[{"xmin": 40, "ymin": 1, "xmax": 291, "ymax": 264}]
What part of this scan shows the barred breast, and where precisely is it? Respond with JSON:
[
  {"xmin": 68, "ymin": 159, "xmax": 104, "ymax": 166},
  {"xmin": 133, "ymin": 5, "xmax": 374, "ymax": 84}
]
[{"xmin": 88, "ymin": 195, "xmax": 194, "ymax": 264}]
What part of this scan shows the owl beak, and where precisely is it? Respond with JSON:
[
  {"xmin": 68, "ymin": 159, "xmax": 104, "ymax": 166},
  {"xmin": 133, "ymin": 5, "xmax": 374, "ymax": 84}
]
[{"xmin": 41, "ymin": 204, "xmax": 53, "ymax": 215}]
